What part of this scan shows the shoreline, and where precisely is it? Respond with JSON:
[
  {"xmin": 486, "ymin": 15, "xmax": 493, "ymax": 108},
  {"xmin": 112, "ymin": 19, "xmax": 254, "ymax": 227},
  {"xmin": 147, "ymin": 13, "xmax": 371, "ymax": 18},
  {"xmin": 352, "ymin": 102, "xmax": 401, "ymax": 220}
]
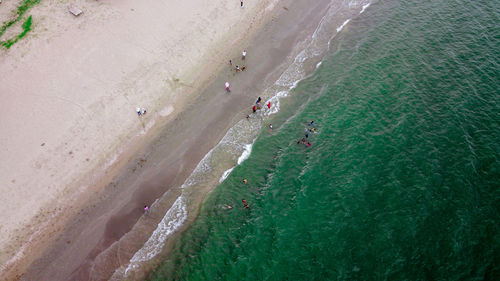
[
  {"xmin": 0, "ymin": 0, "xmax": 365, "ymax": 278},
  {"xmin": 117, "ymin": 0, "xmax": 345, "ymax": 278},
  {"xmin": 33, "ymin": 0, "xmax": 334, "ymax": 279},
  {"xmin": 0, "ymin": 0, "xmax": 367, "ymax": 279},
  {"xmin": 0, "ymin": 0, "xmax": 281, "ymax": 279},
  {"xmin": 0, "ymin": 0, "xmax": 337, "ymax": 280}
]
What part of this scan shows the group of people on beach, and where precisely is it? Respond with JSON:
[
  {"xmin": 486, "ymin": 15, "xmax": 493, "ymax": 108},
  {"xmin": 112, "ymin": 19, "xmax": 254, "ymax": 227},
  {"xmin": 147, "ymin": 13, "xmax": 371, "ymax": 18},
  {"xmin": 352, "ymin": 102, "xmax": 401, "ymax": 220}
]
[
  {"xmin": 136, "ymin": 107, "xmax": 147, "ymax": 117},
  {"xmin": 225, "ymin": 50, "xmax": 248, "ymax": 92},
  {"xmin": 246, "ymin": 96, "xmax": 272, "ymax": 121},
  {"xmin": 297, "ymin": 120, "xmax": 316, "ymax": 147}
]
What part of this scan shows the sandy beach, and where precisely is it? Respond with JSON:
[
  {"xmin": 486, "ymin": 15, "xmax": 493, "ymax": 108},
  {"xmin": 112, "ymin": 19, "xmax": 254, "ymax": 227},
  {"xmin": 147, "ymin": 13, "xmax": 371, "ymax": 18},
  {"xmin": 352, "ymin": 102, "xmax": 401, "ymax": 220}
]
[{"xmin": 0, "ymin": 0, "xmax": 331, "ymax": 280}]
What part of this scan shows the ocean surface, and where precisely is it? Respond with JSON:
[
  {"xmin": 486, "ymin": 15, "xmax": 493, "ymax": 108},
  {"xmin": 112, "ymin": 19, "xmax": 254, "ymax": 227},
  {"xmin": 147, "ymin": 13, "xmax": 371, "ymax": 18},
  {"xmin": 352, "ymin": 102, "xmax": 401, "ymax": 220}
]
[{"xmin": 146, "ymin": 0, "xmax": 499, "ymax": 280}]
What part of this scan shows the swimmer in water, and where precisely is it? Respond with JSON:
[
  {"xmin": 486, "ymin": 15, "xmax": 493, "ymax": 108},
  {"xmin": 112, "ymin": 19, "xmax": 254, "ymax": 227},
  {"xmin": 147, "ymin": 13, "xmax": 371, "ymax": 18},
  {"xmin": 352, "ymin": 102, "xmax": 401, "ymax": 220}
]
[
  {"xmin": 307, "ymin": 142, "xmax": 312, "ymax": 147},
  {"xmin": 242, "ymin": 199, "xmax": 249, "ymax": 209},
  {"xmin": 243, "ymin": 179, "xmax": 248, "ymax": 184},
  {"xmin": 309, "ymin": 120, "xmax": 314, "ymax": 126},
  {"xmin": 269, "ymin": 124, "xmax": 273, "ymax": 132}
]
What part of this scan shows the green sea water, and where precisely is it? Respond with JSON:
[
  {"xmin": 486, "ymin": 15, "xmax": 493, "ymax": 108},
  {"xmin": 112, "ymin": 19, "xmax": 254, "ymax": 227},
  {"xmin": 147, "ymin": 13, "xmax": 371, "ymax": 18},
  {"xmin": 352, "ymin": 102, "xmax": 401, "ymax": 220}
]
[{"xmin": 150, "ymin": 0, "xmax": 500, "ymax": 280}]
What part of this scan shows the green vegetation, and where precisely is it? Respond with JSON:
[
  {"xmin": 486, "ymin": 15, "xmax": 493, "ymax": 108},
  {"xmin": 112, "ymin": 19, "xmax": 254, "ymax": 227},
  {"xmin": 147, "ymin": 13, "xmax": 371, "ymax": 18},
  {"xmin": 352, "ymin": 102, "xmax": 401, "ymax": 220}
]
[
  {"xmin": 1, "ymin": 16, "xmax": 33, "ymax": 48},
  {"xmin": 0, "ymin": 0, "xmax": 40, "ymax": 49}
]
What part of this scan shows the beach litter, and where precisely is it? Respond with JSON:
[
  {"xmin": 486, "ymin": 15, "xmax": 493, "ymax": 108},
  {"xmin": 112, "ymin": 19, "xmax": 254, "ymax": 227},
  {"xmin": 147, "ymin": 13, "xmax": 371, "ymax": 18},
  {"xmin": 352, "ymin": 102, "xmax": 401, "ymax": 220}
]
[{"xmin": 68, "ymin": 6, "xmax": 83, "ymax": 17}]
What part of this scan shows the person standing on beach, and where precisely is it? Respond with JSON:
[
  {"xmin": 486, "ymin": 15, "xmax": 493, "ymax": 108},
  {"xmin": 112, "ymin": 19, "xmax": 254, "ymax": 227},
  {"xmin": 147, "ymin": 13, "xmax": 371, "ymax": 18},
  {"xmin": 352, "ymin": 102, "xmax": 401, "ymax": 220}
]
[
  {"xmin": 242, "ymin": 50, "xmax": 247, "ymax": 60},
  {"xmin": 240, "ymin": 0, "xmax": 244, "ymax": 8},
  {"xmin": 136, "ymin": 108, "xmax": 142, "ymax": 116},
  {"xmin": 144, "ymin": 205, "xmax": 149, "ymax": 214},
  {"xmin": 225, "ymin": 82, "xmax": 231, "ymax": 92}
]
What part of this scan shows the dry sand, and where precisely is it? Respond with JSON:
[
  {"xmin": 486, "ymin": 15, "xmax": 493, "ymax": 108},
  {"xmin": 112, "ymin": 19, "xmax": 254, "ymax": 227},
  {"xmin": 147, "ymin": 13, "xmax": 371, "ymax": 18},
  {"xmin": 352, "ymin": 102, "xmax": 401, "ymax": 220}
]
[{"xmin": 0, "ymin": 0, "xmax": 332, "ymax": 280}]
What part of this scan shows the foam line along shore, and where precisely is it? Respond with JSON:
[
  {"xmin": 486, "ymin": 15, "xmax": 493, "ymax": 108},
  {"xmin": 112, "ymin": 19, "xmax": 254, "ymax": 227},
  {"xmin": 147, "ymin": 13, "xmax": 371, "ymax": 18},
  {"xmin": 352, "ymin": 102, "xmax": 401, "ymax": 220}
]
[
  {"xmin": 1, "ymin": 0, "xmax": 356, "ymax": 280},
  {"xmin": 118, "ymin": 0, "xmax": 373, "ymax": 279}
]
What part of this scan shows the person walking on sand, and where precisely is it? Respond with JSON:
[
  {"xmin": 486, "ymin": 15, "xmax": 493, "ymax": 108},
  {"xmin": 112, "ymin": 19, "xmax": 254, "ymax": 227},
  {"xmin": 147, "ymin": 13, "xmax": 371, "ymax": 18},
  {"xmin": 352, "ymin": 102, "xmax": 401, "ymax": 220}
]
[
  {"xmin": 242, "ymin": 50, "xmax": 247, "ymax": 60},
  {"xmin": 241, "ymin": 0, "xmax": 244, "ymax": 8},
  {"xmin": 229, "ymin": 59, "xmax": 232, "ymax": 66},
  {"xmin": 235, "ymin": 65, "xmax": 241, "ymax": 72},
  {"xmin": 136, "ymin": 108, "xmax": 142, "ymax": 117},
  {"xmin": 225, "ymin": 82, "xmax": 231, "ymax": 92},
  {"xmin": 144, "ymin": 205, "xmax": 149, "ymax": 214},
  {"xmin": 141, "ymin": 108, "xmax": 147, "ymax": 115}
]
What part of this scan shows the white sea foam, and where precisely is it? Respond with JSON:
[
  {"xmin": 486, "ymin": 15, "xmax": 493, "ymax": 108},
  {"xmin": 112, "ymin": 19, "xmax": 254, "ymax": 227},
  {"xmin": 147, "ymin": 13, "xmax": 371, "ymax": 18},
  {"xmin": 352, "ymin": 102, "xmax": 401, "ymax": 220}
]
[
  {"xmin": 238, "ymin": 143, "xmax": 254, "ymax": 165},
  {"xmin": 316, "ymin": 61, "xmax": 323, "ymax": 69},
  {"xmin": 118, "ymin": 1, "xmax": 374, "ymax": 278},
  {"xmin": 124, "ymin": 195, "xmax": 187, "ymax": 275},
  {"xmin": 337, "ymin": 19, "xmax": 351, "ymax": 32},
  {"xmin": 219, "ymin": 167, "xmax": 234, "ymax": 183},
  {"xmin": 276, "ymin": 90, "xmax": 289, "ymax": 97},
  {"xmin": 183, "ymin": 148, "xmax": 215, "ymax": 187},
  {"xmin": 360, "ymin": 3, "xmax": 371, "ymax": 14}
]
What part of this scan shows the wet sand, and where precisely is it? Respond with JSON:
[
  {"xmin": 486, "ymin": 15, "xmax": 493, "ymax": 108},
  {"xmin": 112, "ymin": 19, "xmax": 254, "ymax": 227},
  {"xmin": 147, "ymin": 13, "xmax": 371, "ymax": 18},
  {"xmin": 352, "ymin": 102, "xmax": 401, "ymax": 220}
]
[{"xmin": 3, "ymin": 0, "xmax": 332, "ymax": 280}]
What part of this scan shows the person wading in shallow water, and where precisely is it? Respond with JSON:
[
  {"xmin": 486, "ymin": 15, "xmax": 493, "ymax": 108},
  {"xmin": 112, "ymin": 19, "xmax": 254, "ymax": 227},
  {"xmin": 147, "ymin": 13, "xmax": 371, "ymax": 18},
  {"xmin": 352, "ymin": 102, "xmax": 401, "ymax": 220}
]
[{"xmin": 242, "ymin": 199, "xmax": 249, "ymax": 209}]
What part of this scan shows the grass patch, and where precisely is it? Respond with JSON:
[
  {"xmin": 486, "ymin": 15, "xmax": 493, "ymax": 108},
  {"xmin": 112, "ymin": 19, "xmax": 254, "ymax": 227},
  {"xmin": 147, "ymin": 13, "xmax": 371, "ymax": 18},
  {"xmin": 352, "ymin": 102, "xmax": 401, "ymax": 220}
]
[
  {"xmin": 0, "ymin": 0, "xmax": 40, "ymax": 48},
  {"xmin": 0, "ymin": 0, "xmax": 40, "ymax": 38},
  {"xmin": 1, "ymin": 15, "xmax": 33, "ymax": 48}
]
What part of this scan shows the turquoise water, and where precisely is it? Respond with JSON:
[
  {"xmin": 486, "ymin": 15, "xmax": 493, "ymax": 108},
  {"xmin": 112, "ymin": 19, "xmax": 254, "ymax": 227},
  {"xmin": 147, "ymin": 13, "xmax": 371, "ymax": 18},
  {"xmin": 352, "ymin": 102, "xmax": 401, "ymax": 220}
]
[{"xmin": 150, "ymin": 0, "xmax": 500, "ymax": 280}]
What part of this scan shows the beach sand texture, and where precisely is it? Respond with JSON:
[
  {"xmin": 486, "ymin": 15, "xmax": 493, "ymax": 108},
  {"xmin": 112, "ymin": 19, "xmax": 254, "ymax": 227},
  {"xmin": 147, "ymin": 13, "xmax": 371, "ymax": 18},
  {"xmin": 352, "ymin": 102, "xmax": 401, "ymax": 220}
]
[{"xmin": 0, "ymin": 0, "xmax": 332, "ymax": 279}]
